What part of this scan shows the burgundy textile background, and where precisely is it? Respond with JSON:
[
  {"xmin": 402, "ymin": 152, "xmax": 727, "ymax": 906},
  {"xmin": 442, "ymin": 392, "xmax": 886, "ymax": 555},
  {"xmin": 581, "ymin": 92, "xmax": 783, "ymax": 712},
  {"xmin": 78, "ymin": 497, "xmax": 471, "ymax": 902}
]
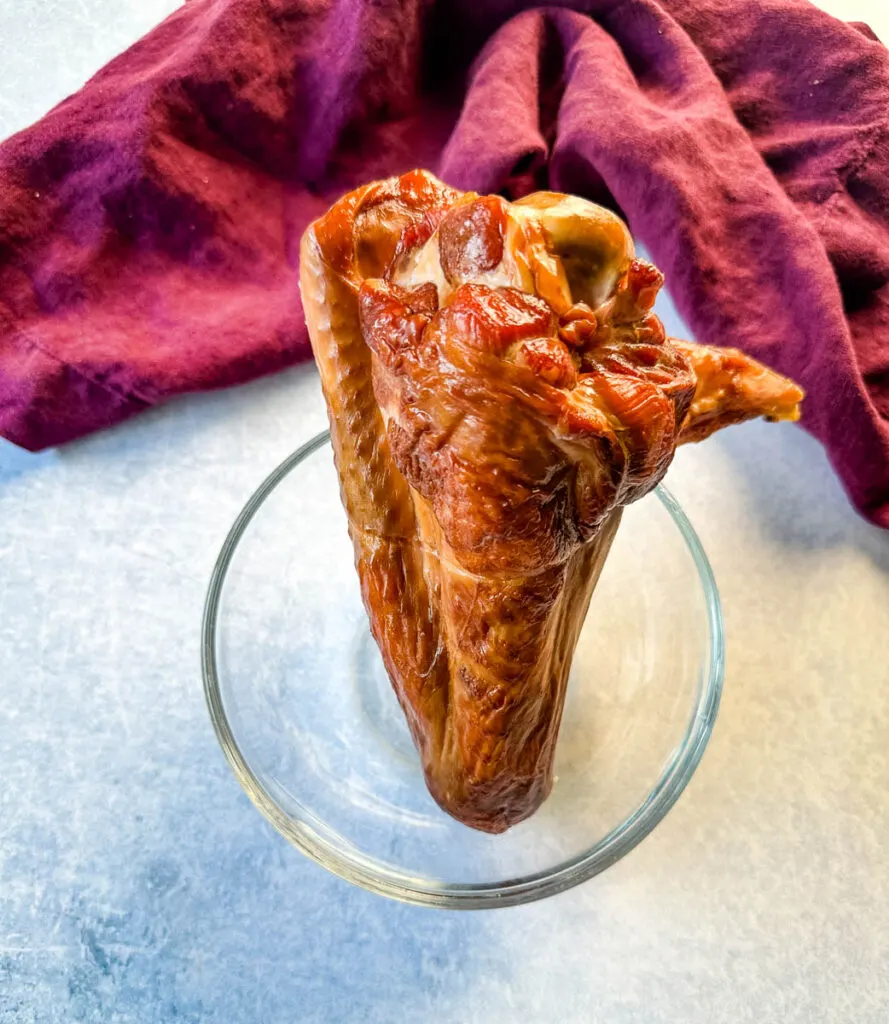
[{"xmin": 1, "ymin": 0, "xmax": 888, "ymax": 525}]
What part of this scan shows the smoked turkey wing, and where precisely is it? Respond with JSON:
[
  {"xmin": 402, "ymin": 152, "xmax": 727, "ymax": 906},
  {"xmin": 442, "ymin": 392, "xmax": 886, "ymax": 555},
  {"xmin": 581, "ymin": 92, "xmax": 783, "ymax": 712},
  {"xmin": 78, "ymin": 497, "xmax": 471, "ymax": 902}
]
[{"xmin": 299, "ymin": 170, "xmax": 802, "ymax": 833}]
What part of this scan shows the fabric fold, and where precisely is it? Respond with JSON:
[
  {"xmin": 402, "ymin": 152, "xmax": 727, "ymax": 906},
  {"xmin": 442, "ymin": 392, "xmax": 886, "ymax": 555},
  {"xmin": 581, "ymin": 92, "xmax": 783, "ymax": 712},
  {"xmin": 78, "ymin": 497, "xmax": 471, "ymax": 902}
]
[{"xmin": 0, "ymin": 0, "xmax": 887, "ymax": 525}]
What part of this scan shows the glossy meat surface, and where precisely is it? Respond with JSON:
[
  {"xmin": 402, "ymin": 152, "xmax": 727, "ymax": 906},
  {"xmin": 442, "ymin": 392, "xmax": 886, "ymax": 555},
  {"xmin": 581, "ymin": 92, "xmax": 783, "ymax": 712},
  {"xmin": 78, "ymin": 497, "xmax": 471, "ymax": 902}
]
[{"xmin": 299, "ymin": 170, "xmax": 803, "ymax": 832}]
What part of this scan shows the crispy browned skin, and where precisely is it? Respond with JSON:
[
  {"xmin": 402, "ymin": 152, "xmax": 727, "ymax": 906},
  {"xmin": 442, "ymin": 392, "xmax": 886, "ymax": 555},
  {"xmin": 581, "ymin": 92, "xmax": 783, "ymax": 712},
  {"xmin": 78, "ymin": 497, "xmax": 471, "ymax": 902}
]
[{"xmin": 299, "ymin": 170, "xmax": 803, "ymax": 833}]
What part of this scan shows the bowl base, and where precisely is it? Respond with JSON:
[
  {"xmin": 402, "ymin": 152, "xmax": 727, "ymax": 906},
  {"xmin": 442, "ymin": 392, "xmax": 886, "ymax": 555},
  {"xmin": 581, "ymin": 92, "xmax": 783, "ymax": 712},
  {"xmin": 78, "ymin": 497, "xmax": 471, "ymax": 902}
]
[{"xmin": 351, "ymin": 627, "xmax": 417, "ymax": 766}]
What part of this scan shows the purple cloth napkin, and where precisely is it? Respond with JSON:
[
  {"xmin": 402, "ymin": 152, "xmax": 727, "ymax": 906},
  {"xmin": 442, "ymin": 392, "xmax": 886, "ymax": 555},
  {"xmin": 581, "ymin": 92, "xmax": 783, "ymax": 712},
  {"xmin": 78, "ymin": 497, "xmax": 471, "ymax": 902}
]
[{"xmin": 1, "ymin": 0, "xmax": 888, "ymax": 526}]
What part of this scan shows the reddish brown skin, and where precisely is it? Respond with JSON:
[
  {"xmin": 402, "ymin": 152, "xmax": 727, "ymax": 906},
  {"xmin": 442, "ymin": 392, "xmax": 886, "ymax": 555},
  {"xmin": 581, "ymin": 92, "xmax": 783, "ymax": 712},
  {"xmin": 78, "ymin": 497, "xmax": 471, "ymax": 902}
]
[
  {"xmin": 440, "ymin": 285, "xmax": 556, "ymax": 357},
  {"xmin": 299, "ymin": 170, "xmax": 804, "ymax": 833},
  {"xmin": 514, "ymin": 337, "xmax": 578, "ymax": 388},
  {"xmin": 439, "ymin": 196, "xmax": 507, "ymax": 285}
]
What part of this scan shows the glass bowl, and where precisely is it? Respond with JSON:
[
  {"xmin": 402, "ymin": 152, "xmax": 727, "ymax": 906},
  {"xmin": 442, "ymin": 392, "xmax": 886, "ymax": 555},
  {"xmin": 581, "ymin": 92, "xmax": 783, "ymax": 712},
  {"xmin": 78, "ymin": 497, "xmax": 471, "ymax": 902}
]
[{"xmin": 202, "ymin": 432, "xmax": 724, "ymax": 909}]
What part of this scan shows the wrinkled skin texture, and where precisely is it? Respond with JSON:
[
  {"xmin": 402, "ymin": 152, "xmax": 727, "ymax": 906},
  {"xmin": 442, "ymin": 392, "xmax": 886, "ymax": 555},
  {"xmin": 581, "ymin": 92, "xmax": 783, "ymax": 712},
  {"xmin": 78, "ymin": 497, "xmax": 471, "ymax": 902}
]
[{"xmin": 299, "ymin": 170, "xmax": 802, "ymax": 833}]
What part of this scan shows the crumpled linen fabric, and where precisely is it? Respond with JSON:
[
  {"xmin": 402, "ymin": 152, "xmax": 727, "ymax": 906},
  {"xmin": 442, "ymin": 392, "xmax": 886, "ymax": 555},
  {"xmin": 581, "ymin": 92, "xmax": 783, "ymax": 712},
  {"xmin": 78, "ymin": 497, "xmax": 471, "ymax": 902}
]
[{"xmin": 0, "ymin": 0, "xmax": 887, "ymax": 525}]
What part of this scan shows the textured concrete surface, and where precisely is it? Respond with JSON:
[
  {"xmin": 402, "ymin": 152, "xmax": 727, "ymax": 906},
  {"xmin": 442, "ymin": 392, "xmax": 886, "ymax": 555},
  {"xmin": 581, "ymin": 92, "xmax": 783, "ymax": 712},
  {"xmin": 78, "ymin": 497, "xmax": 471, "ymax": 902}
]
[{"xmin": 2, "ymin": 2, "xmax": 888, "ymax": 1022}]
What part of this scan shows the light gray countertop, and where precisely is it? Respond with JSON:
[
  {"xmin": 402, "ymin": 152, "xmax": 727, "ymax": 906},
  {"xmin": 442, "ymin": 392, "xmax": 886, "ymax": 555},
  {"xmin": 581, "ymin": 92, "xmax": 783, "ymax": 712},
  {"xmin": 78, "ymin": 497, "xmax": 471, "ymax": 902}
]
[{"xmin": 2, "ymin": 3, "xmax": 888, "ymax": 1022}]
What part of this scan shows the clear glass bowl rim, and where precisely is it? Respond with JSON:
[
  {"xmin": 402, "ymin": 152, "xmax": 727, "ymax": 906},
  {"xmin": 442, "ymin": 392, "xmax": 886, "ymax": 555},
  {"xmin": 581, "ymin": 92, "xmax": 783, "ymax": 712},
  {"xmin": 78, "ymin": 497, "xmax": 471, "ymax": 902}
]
[{"xmin": 201, "ymin": 431, "xmax": 725, "ymax": 910}]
